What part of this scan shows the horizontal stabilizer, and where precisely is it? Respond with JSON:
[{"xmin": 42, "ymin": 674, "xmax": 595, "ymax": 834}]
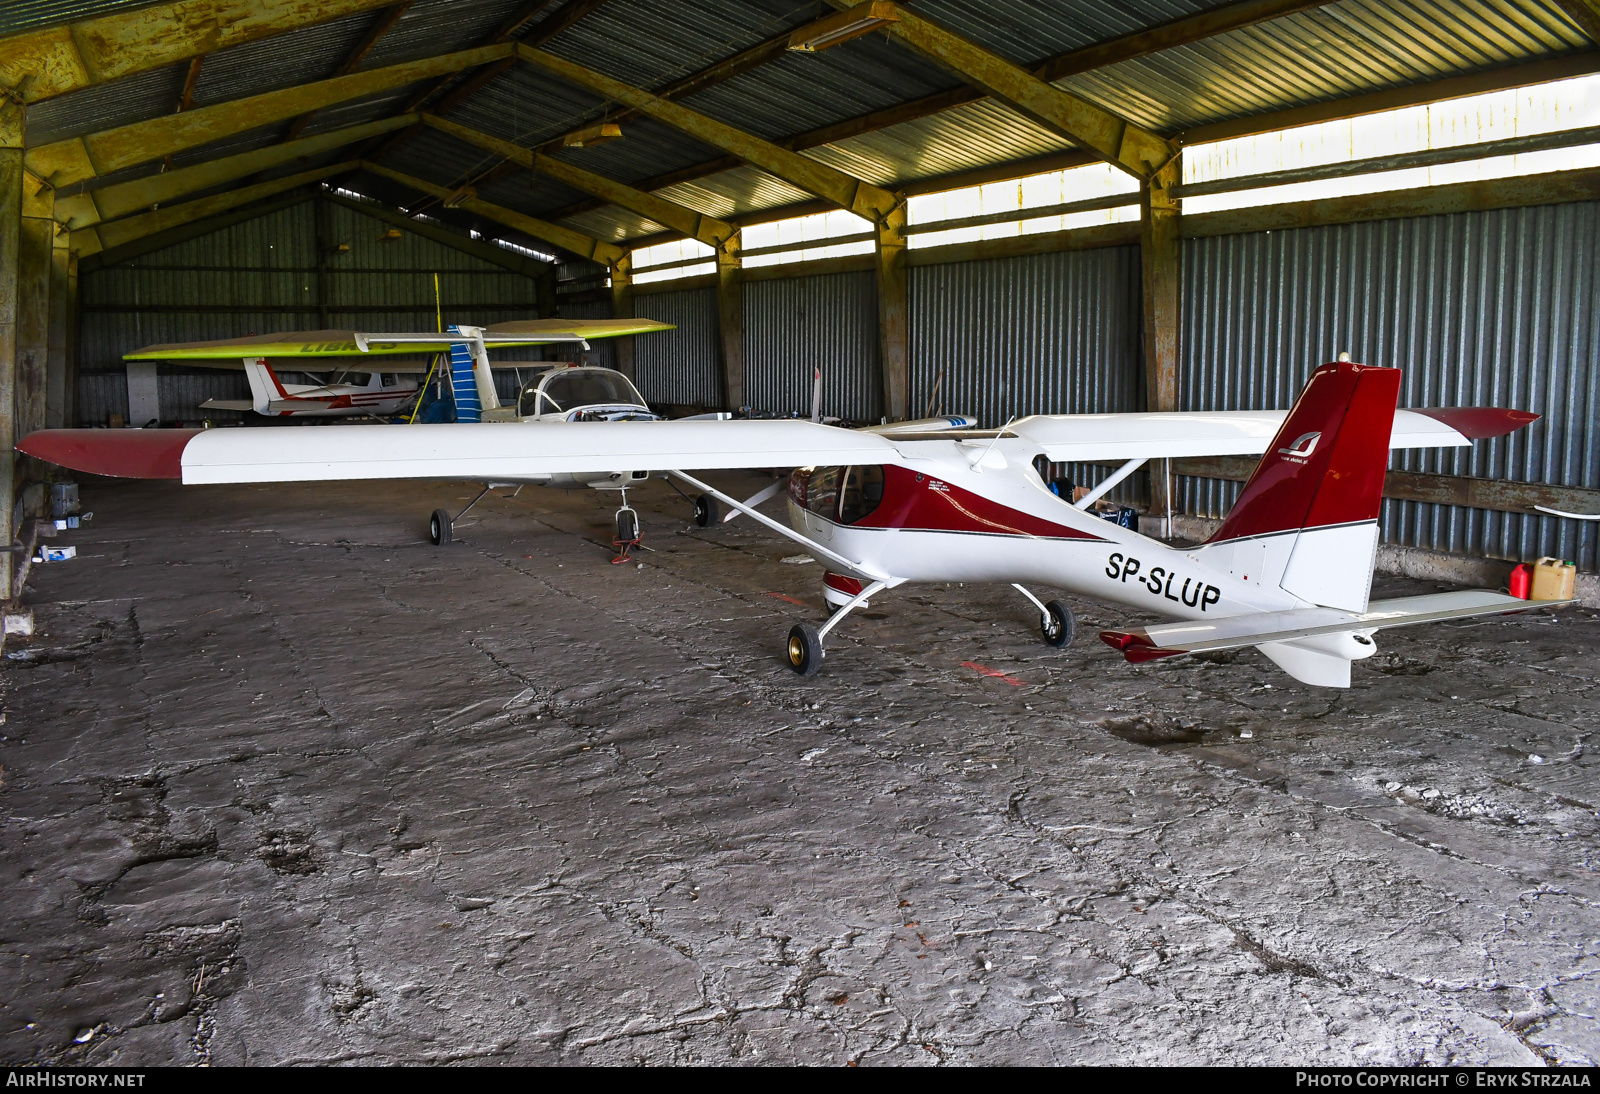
[
  {"xmin": 198, "ymin": 399, "xmax": 254, "ymax": 412},
  {"xmin": 1100, "ymin": 590, "xmax": 1550, "ymax": 662}
]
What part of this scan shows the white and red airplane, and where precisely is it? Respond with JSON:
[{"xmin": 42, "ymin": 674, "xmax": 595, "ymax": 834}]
[
  {"xmin": 125, "ymin": 318, "xmax": 673, "ymax": 422},
  {"xmin": 19, "ymin": 359, "xmax": 1548, "ymax": 688},
  {"xmin": 198, "ymin": 357, "xmax": 421, "ymax": 418}
]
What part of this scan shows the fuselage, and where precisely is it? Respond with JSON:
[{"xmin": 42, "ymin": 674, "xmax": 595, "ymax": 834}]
[{"xmin": 785, "ymin": 437, "xmax": 1311, "ymax": 624}]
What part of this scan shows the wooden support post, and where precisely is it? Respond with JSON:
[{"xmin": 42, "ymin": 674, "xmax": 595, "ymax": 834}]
[
  {"xmin": 716, "ymin": 231, "xmax": 744, "ymax": 412},
  {"xmin": 0, "ymin": 108, "xmax": 21, "ymax": 595},
  {"xmin": 18, "ymin": 180, "xmax": 53, "ymax": 459},
  {"xmin": 46, "ymin": 228, "xmax": 69, "ymax": 429},
  {"xmin": 876, "ymin": 205, "xmax": 909, "ymax": 422},
  {"xmin": 1140, "ymin": 151, "xmax": 1182, "ymax": 524},
  {"xmin": 610, "ymin": 253, "xmax": 634, "ymax": 379}
]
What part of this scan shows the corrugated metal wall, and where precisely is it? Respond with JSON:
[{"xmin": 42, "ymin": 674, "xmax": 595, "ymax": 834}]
[
  {"xmin": 632, "ymin": 286, "xmax": 721, "ymax": 409},
  {"xmin": 1182, "ymin": 201, "xmax": 1600, "ymax": 571},
  {"xmin": 556, "ymin": 296, "xmax": 616, "ymax": 372},
  {"xmin": 77, "ymin": 199, "xmax": 547, "ymax": 424},
  {"xmin": 909, "ymin": 247, "xmax": 1143, "ymax": 425},
  {"xmin": 910, "ymin": 246, "xmax": 1144, "ymax": 499},
  {"xmin": 745, "ymin": 270, "xmax": 880, "ymax": 423}
]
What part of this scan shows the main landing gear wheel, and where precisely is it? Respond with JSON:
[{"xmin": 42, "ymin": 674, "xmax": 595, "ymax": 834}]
[
  {"xmin": 693, "ymin": 494, "xmax": 719, "ymax": 528},
  {"xmin": 1041, "ymin": 599, "xmax": 1076, "ymax": 647},
  {"xmin": 616, "ymin": 507, "xmax": 639, "ymax": 544},
  {"xmin": 429, "ymin": 508, "xmax": 452, "ymax": 546},
  {"xmin": 787, "ymin": 622, "xmax": 823, "ymax": 676}
]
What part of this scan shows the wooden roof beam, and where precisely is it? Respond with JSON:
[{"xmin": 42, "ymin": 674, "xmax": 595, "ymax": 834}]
[
  {"xmin": 854, "ymin": 2, "xmax": 1176, "ymax": 178},
  {"xmin": 75, "ymin": 161, "xmax": 356, "ymax": 256},
  {"xmin": 420, "ymin": 114, "xmax": 737, "ymax": 249},
  {"xmin": 357, "ymin": 160, "xmax": 626, "ymax": 264},
  {"xmin": 283, "ymin": 1, "xmax": 416, "ymax": 141},
  {"xmin": 26, "ymin": 44, "xmax": 513, "ymax": 190},
  {"xmin": 515, "ymin": 44, "xmax": 900, "ymax": 221},
  {"xmin": 57, "ymin": 115, "xmax": 417, "ymax": 229},
  {"xmin": 0, "ymin": 0, "xmax": 400, "ymax": 105}
]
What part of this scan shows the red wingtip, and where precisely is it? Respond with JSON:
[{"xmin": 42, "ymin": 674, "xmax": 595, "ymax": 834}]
[
  {"xmin": 17, "ymin": 428, "xmax": 200, "ymax": 479},
  {"xmin": 1410, "ymin": 406, "xmax": 1539, "ymax": 440},
  {"xmin": 1099, "ymin": 630, "xmax": 1186, "ymax": 664}
]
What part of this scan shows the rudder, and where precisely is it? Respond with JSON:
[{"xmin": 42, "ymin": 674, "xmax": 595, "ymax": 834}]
[{"xmin": 1202, "ymin": 361, "xmax": 1400, "ymax": 613}]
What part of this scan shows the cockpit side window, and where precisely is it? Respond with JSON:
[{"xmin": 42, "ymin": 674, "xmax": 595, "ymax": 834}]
[
  {"xmin": 837, "ymin": 465, "xmax": 884, "ymax": 524},
  {"xmin": 806, "ymin": 466, "xmax": 839, "ymax": 518}
]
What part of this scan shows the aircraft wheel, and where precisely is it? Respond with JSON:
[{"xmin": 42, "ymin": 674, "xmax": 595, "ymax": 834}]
[
  {"xmin": 693, "ymin": 494, "xmax": 719, "ymax": 528},
  {"xmin": 430, "ymin": 508, "xmax": 452, "ymax": 546},
  {"xmin": 1041, "ymin": 599, "xmax": 1076, "ymax": 647},
  {"xmin": 616, "ymin": 508, "xmax": 639, "ymax": 543},
  {"xmin": 786, "ymin": 623, "xmax": 823, "ymax": 676}
]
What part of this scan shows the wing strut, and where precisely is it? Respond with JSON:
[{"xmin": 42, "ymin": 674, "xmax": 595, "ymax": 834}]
[{"xmin": 667, "ymin": 470, "xmax": 892, "ymax": 584}]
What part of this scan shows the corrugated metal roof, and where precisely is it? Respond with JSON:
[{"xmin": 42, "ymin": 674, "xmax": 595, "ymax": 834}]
[
  {"xmin": 548, "ymin": 0, "xmax": 820, "ymax": 91},
  {"xmin": 24, "ymin": 64, "xmax": 185, "ymax": 147},
  {"xmin": 676, "ymin": 33, "xmax": 958, "ymax": 143},
  {"xmin": 1054, "ymin": 0, "xmax": 1591, "ymax": 133},
  {"xmin": 0, "ymin": 0, "xmax": 160, "ymax": 38},
  {"xmin": 360, "ymin": 0, "xmax": 534, "ymax": 70},
  {"xmin": 188, "ymin": 11, "xmax": 373, "ymax": 109},
  {"xmin": 13, "ymin": 0, "xmax": 1598, "ymax": 252}
]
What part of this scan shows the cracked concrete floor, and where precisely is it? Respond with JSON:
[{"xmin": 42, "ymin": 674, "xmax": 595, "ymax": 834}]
[{"xmin": 1, "ymin": 473, "xmax": 1596, "ymax": 1066}]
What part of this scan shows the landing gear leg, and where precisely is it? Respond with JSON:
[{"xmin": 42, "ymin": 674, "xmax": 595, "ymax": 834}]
[
  {"xmin": 612, "ymin": 487, "xmax": 642, "ymax": 564},
  {"xmin": 1013, "ymin": 583, "xmax": 1075, "ymax": 647},
  {"xmin": 786, "ymin": 578, "xmax": 887, "ymax": 676},
  {"xmin": 430, "ymin": 483, "xmax": 494, "ymax": 546}
]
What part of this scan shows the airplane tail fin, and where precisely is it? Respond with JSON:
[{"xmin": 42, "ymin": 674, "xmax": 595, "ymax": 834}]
[
  {"xmin": 1199, "ymin": 360, "xmax": 1400, "ymax": 616},
  {"xmin": 241, "ymin": 356, "xmax": 289, "ymax": 416}
]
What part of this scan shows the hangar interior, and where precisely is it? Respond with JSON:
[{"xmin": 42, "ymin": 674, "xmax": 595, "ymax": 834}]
[{"xmin": 1, "ymin": 0, "xmax": 1598, "ymax": 1068}]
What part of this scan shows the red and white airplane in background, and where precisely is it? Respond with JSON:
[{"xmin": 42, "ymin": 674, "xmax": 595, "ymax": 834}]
[
  {"xmin": 20, "ymin": 359, "xmax": 1549, "ymax": 688},
  {"xmin": 199, "ymin": 357, "xmax": 421, "ymax": 419},
  {"xmin": 124, "ymin": 319, "xmax": 672, "ymax": 421}
]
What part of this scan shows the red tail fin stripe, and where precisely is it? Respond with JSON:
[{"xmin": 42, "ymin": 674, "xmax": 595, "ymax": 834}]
[{"xmin": 1208, "ymin": 362, "xmax": 1400, "ymax": 544}]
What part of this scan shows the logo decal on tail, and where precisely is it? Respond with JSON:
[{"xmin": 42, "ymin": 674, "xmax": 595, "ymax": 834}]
[{"xmin": 1277, "ymin": 431, "xmax": 1321, "ymax": 461}]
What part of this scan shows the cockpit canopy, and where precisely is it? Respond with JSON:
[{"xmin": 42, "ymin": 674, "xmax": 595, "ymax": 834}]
[{"xmin": 518, "ymin": 367, "xmax": 648, "ymax": 417}]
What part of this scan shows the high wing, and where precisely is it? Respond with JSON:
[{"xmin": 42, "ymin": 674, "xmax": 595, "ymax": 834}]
[
  {"xmin": 20, "ymin": 397, "xmax": 1530, "ymax": 485},
  {"xmin": 122, "ymin": 318, "xmax": 676, "ymax": 362},
  {"xmin": 17, "ymin": 420, "xmax": 900, "ymax": 482},
  {"xmin": 1100, "ymin": 590, "xmax": 1554, "ymax": 661},
  {"xmin": 1013, "ymin": 405, "xmax": 1536, "ymax": 460}
]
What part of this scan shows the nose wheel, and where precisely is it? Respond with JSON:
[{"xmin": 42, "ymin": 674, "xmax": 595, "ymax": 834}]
[
  {"xmin": 611, "ymin": 488, "xmax": 642, "ymax": 563},
  {"xmin": 787, "ymin": 623, "xmax": 823, "ymax": 676},
  {"xmin": 783, "ymin": 578, "xmax": 887, "ymax": 676}
]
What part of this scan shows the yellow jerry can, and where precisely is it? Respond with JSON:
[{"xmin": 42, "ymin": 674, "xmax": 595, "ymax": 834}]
[{"xmin": 1530, "ymin": 557, "xmax": 1576, "ymax": 601}]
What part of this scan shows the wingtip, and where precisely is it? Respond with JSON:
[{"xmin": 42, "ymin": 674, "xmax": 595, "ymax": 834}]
[{"xmin": 17, "ymin": 428, "xmax": 200, "ymax": 479}]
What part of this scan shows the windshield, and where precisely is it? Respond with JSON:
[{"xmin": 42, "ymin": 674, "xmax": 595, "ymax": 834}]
[{"xmin": 539, "ymin": 369, "xmax": 643, "ymax": 412}]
